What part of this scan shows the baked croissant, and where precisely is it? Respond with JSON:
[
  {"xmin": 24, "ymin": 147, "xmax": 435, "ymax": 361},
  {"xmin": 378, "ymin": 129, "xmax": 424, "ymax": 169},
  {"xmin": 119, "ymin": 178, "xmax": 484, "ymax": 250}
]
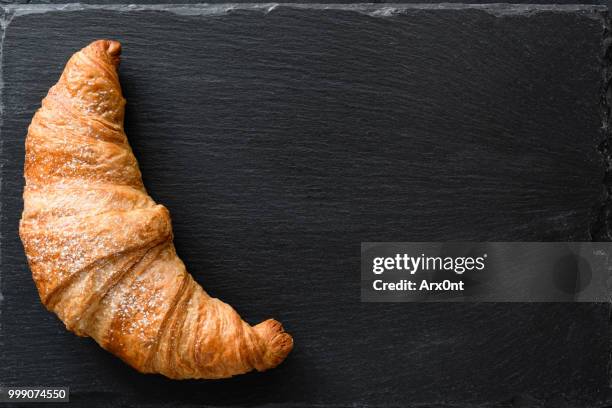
[{"xmin": 19, "ymin": 40, "xmax": 293, "ymax": 379}]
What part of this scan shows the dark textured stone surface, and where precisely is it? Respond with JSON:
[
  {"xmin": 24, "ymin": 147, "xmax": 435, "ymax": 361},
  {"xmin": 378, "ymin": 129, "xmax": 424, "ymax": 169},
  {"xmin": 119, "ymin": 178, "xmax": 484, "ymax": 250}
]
[
  {"xmin": 0, "ymin": 0, "xmax": 608, "ymax": 5},
  {"xmin": 0, "ymin": 5, "xmax": 610, "ymax": 408}
]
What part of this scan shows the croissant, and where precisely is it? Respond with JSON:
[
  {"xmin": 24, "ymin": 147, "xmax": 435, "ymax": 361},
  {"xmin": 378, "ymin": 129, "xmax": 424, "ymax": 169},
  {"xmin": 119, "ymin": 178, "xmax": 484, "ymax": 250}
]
[{"xmin": 19, "ymin": 40, "xmax": 293, "ymax": 379}]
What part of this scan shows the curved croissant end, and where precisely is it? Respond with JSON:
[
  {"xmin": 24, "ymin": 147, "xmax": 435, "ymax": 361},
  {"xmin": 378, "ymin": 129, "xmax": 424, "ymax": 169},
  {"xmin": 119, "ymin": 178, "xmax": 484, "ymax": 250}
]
[{"xmin": 19, "ymin": 40, "xmax": 293, "ymax": 379}]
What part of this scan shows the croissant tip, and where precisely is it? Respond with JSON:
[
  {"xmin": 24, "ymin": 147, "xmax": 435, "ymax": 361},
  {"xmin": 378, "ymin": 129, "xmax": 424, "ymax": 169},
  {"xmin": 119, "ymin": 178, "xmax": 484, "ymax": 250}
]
[
  {"xmin": 84, "ymin": 39, "xmax": 122, "ymax": 64},
  {"xmin": 255, "ymin": 319, "xmax": 294, "ymax": 369},
  {"xmin": 92, "ymin": 39, "xmax": 121, "ymax": 55},
  {"xmin": 104, "ymin": 40, "xmax": 122, "ymax": 57}
]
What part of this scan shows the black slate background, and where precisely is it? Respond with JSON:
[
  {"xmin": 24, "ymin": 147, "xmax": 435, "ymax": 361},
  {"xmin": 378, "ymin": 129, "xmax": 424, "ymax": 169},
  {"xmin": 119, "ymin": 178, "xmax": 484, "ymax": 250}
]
[
  {"xmin": 0, "ymin": 5, "xmax": 611, "ymax": 408},
  {"xmin": 0, "ymin": 0, "xmax": 608, "ymax": 5}
]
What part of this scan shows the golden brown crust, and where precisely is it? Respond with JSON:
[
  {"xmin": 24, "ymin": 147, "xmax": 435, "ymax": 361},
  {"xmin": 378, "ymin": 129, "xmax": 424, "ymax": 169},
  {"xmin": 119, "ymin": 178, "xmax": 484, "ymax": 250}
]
[{"xmin": 19, "ymin": 39, "xmax": 293, "ymax": 379}]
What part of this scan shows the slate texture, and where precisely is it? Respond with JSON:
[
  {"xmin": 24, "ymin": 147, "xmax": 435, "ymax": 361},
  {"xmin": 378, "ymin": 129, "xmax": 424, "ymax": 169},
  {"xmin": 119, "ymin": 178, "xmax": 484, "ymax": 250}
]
[
  {"xmin": 0, "ymin": 4, "xmax": 610, "ymax": 408},
  {"xmin": 0, "ymin": 0, "xmax": 608, "ymax": 5}
]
